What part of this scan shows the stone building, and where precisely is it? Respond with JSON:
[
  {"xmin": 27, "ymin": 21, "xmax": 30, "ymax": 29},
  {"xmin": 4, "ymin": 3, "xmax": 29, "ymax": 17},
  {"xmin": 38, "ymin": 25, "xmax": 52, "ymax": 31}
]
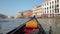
[
  {"xmin": 32, "ymin": 6, "xmax": 43, "ymax": 17},
  {"xmin": 41, "ymin": 0, "xmax": 60, "ymax": 17},
  {"xmin": 23, "ymin": 10, "xmax": 33, "ymax": 18}
]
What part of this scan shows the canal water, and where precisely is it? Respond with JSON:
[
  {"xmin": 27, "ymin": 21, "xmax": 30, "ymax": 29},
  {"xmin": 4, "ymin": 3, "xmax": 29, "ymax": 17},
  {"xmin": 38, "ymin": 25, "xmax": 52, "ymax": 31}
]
[
  {"xmin": 38, "ymin": 18, "xmax": 60, "ymax": 34},
  {"xmin": 0, "ymin": 18, "xmax": 60, "ymax": 34},
  {"xmin": 0, "ymin": 18, "xmax": 30, "ymax": 34}
]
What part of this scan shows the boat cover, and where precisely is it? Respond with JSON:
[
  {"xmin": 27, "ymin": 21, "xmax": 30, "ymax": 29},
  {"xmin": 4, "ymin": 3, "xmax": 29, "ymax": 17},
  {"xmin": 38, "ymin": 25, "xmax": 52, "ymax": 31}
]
[{"xmin": 26, "ymin": 20, "xmax": 38, "ymax": 28}]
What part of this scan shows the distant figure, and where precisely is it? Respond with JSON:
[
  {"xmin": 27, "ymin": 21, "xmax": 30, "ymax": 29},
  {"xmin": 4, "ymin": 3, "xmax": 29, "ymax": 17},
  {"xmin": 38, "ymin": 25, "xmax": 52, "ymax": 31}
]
[{"xmin": 49, "ymin": 26, "xmax": 53, "ymax": 34}]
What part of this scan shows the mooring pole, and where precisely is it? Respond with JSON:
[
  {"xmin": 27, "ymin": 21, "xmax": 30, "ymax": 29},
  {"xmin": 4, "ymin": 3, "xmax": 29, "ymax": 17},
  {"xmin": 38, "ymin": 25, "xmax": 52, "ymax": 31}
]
[{"xmin": 49, "ymin": 26, "xmax": 53, "ymax": 34}]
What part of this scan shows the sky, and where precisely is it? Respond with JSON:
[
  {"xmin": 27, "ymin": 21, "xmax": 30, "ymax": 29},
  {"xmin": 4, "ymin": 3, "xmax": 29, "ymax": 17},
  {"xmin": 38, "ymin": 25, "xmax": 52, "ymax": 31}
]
[{"xmin": 0, "ymin": 0, "xmax": 44, "ymax": 16}]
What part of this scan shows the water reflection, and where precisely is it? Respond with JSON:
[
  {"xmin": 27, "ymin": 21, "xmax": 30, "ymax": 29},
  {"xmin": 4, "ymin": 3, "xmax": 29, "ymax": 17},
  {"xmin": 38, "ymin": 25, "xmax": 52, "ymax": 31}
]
[{"xmin": 38, "ymin": 18, "xmax": 60, "ymax": 34}]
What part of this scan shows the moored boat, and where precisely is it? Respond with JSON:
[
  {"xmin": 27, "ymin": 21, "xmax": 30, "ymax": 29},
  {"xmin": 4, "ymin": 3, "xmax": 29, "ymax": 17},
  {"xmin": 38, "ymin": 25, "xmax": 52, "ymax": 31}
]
[{"xmin": 7, "ymin": 16, "xmax": 46, "ymax": 34}]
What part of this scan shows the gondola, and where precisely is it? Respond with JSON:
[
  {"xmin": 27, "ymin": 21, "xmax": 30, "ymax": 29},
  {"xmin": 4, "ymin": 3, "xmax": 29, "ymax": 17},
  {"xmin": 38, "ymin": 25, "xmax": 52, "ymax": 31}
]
[{"xmin": 7, "ymin": 16, "xmax": 46, "ymax": 34}]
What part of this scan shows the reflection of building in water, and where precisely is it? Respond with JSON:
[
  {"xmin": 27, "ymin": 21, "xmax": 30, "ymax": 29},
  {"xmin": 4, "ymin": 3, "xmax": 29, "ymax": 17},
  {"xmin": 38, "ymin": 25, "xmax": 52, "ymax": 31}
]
[
  {"xmin": 41, "ymin": 0, "xmax": 60, "ymax": 17},
  {"xmin": 54, "ymin": 19, "xmax": 60, "ymax": 27},
  {"xmin": 32, "ymin": 6, "xmax": 43, "ymax": 17}
]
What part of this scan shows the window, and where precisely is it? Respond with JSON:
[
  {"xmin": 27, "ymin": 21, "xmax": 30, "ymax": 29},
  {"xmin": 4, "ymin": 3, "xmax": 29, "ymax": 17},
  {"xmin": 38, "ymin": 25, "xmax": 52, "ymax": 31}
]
[
  {"xmin": 45, "ymin": 8, "xmax": 46, "ymax": 9},
  {"xmin": 52, "ymin": 10, "xmax": 54, "ymax": 13},
  {"xmin": 50, "ymin": 6, "xmax": 51, "ymax": 9},
  {"xmin": 50, "ymin": 10, "xmax": 51, "ymax": 13},
  {"xmin": 45, "ymin": 4, "xmax": 46, "ymax": 6},
  {"xmin": 47, "ymin": 11, "xmax": 49, "ymax": 13},
  {"xmin": 55, "ymin": 9, "xmax": 59, "ymax": 13},
  {"xmin": 47, "ymin": 3, "xmax": 48, "ymax": 5},
  {"xmin": 50, "ymin": 2, "xmax": 51, "ymax": 5},
  {"xmin": 52, "ymin": 5, "xmax": 54, "ymax": 8},
  {"xmin": 43, "ymin": 5, "xmax": 44, "ymax": 7},
  {"xmin": 55, "ymin": 1, "xmax": 56, "ymax": 3},
  {"xmin": 47, "ymin": 7, "xmax": 48, "ymax": 9},
  {"xmin": 57, "ymin": 0, "xmax": 59, "ymax": 2},
  {"xmin": 45, "ymin": 11, "xmax": 46, "ymax": 13},
  {"xmin": 52, "ymin": 1, "xmax": 54, "ymax": 4},
  {"xmin": 56, "ymin": 5, "xmax": 59, "ymax": 7}
]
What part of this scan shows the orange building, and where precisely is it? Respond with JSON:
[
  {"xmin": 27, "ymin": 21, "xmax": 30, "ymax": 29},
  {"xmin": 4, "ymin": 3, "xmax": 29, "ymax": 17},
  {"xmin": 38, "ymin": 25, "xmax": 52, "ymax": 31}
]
[{"xmin": 23, "ymin": 10, "xmax": 33, "ymax": 18}]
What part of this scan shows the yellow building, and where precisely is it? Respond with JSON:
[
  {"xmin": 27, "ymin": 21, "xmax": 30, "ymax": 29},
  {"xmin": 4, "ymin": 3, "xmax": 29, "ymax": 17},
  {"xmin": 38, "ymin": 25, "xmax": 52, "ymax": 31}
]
[
  {"xmin": 32, "ymin": 6, "xmax": 43, "ymax": 17},
  {"xmin": 8, "ymin": 16, "xmax": 14, "ymax": 18},
  {"xmin": 16, "ymin": 12, "xmax": 23, "ymax": 18}
]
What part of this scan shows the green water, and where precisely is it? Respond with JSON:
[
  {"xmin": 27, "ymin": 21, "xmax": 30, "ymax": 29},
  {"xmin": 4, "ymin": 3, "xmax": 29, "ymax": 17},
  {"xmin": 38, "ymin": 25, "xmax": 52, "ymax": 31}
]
[{"xmin": 38, "ymin": 18, "xmax": 60, "ymax": 34}]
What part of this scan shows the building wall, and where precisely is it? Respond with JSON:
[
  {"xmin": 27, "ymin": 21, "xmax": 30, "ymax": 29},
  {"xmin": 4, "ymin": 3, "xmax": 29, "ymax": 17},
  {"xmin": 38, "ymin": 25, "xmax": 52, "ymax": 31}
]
[
  {"xmin": 8, "ymin": 16, "xmax": 14, "ymax": 18},
  {"xmin": 32, "ymin": 6, "xmax": 43, "ymax": 17},
  {"xmin": 16, "ymin": 12, "xmax": 23, "ymax": 18},
  {"xmin": 41, "ymin": 0, "xmax": 60, "ymax": 17},
  {"xmin": 23, "ymin": 10, "xmax": 33, "ymax": 18},
  {"xmin": 59, "ymin": 0, "xmax": 60, "ymax": 14}
]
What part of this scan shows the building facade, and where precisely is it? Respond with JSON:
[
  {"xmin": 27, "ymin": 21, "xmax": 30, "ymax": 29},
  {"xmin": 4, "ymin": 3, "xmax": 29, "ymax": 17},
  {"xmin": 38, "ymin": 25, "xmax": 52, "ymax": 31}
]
[
  {"xmin": 16, "ymin": 12, "xmax": 23, "ymax": 18},
  {"xmin": 8, "ymin": 16, "xmax": 14, "ymax": 18},
  {"xmin": 41, "ymin": 0, "xmax": 60, "ymax": 17},
  {"xmin": 32, "ymin": 6, "xmax": 43, "ymax": 17},
  {"xmin": 23, "ymin": 10, "xmax": 33, "ymax": 18}
]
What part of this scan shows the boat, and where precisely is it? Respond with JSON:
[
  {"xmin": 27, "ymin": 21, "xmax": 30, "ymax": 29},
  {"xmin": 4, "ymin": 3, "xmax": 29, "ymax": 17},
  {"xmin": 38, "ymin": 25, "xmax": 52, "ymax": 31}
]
[{"xmin": 7, "ymin": 16, "xmax": 46, "ymax": 34}]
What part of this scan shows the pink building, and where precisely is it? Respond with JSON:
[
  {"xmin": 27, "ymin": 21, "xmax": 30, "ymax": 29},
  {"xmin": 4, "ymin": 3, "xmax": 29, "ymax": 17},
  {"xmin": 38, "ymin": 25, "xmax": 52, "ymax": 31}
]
[{"xmin": 23, "ymin": 10, "xmax": 33, "ymax": 18}]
